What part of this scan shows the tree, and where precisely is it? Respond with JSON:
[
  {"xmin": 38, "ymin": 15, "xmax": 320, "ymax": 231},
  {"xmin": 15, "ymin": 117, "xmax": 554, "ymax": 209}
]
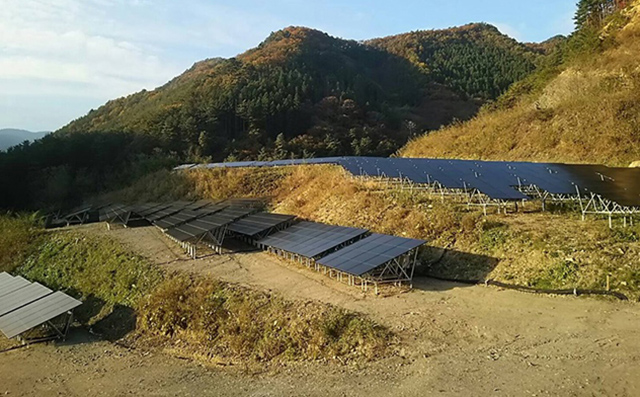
[
  {"xmin": 273, "ymin": 133, "xmax": 288, "ymax": 160},
  {"xmin": 574, "ymin": 0, "xmax": 622, "ymax": 29}
]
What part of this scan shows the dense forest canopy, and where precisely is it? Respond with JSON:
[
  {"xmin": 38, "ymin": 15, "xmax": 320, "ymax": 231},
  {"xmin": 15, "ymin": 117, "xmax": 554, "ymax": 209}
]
[
  {"xmin": 59, "ymin": 25, "xmax": 546, "ymax": 162},
  {"xmin": 367, "ymin": 24, "xmax": 542, "ymax": 100},
  {"xmin": 0, "ymin": 24, "xmax": 557, "ymax": 210}
]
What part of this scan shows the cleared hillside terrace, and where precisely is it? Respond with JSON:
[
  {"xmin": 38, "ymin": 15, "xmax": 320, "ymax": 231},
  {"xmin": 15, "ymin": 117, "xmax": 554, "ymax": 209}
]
[{"xmin": 106, "ymin": 164, "xmax": 640, "ymax": 300}]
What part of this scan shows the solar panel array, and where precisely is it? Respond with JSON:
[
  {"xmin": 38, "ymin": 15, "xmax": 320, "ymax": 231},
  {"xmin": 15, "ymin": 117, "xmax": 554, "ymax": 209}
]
[
  {"xmin": 227, "ymin": 212, "xmax": 296, "ymax": 237},
  {"xmin": 257, "ymin": 221, "xmax": 368, "ymax": 258},
  {"xmin": 47, "ymin": 198, "xmax": 427, "ymax": 284},
  {"xmin": 0, "ymin": 272, "xmax": 82, "ymax": 339},
  {"xmin": 98, "ymin": 204, "xmax": 143, "ymax": 224},
  {"xmin": 178, "ymin": 157, "xmax": 640, "ymax": 207},
  {"xmin": 153, "ymin": 206, "xmax": 226, "ymax": 230},
  {"xmin": 166, "ymin": 207, "xmax": 256, "ymax": 243},
  {"xmin": 317, "ymin": 234, "xmax": 425, "ymax": 276}
]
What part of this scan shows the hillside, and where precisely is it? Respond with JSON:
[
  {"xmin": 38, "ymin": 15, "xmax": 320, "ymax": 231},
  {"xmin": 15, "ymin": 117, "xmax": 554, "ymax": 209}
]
[
  {"xmin": 58, "ymin": 25, "xmax": 545, "ymax": 162},
  {"xmin": 367, "ymin": 23, "xmax": 543, "ymax": 100},
  {"xmin": 0, "ymin": 129, "xmax": 49, "ymax": 151},
  {"xmin": 401, "ymin": 2, "xmax": 640, "ymax": 167}
]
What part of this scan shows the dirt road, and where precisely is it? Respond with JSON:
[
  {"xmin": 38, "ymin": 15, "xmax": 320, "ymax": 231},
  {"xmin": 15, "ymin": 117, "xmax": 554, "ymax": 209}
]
[{"xmin": 1, "ymin": 224, "xmax": 639, "ymax": 396}]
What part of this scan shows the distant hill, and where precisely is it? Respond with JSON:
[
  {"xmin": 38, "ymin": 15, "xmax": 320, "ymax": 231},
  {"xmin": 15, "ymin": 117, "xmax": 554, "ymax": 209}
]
[
  {"xmin": 401, "ymin": 2, "xmax": 640, "ymax": 167},
  {"xmin": 0, "ymin": 24, "xmax": 557, "ymax": 210},
  {"xmin": 58, "ymin": 25, "xmax": 548, "ymax": 161},
  {"xmin": 0, "ymin": 129, "xmax": 49, "ymax": 151}
]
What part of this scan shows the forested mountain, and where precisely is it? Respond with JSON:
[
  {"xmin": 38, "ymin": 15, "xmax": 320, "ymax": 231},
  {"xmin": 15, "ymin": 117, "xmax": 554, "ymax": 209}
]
[
  {"xmin": 0, "ymin": 129, "xmax": 49, "ymax": 151},
  {"xmin": 0, "ymin": 24, "xmax": 552, "ymax": 210},
  {"xmin": 59, "ymin": 25, "xmax": 545, "ymax": 162},
  {"xmin": 401, "ymin": 0, "xmax": 640, "ymax": 166},
  {"xmin": 367, "ymin": 24, "xmax": 542, "ymax": 100}
]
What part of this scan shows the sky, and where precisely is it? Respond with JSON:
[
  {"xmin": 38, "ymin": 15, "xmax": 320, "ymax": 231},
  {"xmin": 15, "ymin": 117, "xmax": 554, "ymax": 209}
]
[{"xmin": 0, "ymin": 0, "xmax": 578, "ymax": 132}]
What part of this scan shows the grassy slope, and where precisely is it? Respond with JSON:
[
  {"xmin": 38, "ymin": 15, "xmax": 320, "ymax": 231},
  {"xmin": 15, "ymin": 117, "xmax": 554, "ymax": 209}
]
[
  {"xmin": 1, "ymin": 216, "xmax": 391, "ymax": 362},
  {"xmin": 401, "ymin": 3, "xmax": 640, "ymax": 166},
  {"xmin": 111, "ymin": 166, "xmax": 640, "ymax": 300}
]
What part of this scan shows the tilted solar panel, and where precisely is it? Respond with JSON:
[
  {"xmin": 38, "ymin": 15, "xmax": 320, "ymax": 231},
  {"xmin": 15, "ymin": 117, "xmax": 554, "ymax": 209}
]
[
  {"xmin": 0, "ymin": 276, "xmax": 31, "ymax": 298},
  {"xmin": 167, "ymin": 207, "xmax": 256, "ymax": 242},
  {"xmin": 317, "ymin": 234, "xmax": 425, "ymax": 276},
  {"xmin": 0, "ymin": 282, "xmax": 53, "ymax": 317},
  {"xmin": 0, "ymin": 291, "xmax": 82, "ymax": 339},
  {"xmin": 0, "ymin": 272, "xmax": 13, "ymax": 283},
  {"xmin": 173, "ymin": 157, "xmax": 640, "ymax": 207},
  {"xmin": 227, "ymin": 213, "xmax": 296, "ymax": 237},
  {"xmin": 258, "ymin": 221, "xmax": 368, "ymax": 258},
  {"xmin": 154, "ymin": 207, "xmax": 225, "ymax": 230},
  {"xmin": 146, "ymin": 205, "xmax": 188, "ymax": 222}
]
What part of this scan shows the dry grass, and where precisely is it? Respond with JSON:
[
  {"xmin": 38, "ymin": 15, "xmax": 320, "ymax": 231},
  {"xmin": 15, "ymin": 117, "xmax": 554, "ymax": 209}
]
[
  {"xmin": 401, "ymin": 2, "xmax": 640, "ymax": 167},
  {"xmin": 108, "ymin": 164, "xmax": 640, "ymax": 299},
  {"xmin": 135, "ymin": 274, "xmax": 392, "ymax": 363}
]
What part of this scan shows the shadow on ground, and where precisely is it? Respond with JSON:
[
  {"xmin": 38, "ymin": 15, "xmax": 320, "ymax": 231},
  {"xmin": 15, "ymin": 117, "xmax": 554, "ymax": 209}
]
[
  {"xmin": 413, "ymin": 246, "xmax": 499, "ymax": 291},
  {"xmin": 74, "ymin": 294, "xmax": 137, "ymax": 341}
]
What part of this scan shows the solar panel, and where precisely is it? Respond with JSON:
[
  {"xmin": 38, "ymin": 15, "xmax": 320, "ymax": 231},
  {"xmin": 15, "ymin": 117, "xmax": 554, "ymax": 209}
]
[
  {"xmin": 227, "ymin": 213, "xmax": 296, "ymax": 237},
  {"xmin": 220, "ymin": 198, "xmax": 265, "ymax": 208},
  {"xmin": 183, "ymin": 200, "xmax": 216, "ymax": 211},
  {"xmin": 135, "ymin": 203, "xmax": 171, "ymax": 218},
  {"xmin": 0, "ymin": 291, "xmax": 82, "ymax": 339},
  {"xmin": 146, "ymin": 204, "xmax": 190, "ymax": 222},
  {"xmin": 258, "ymin": 221, "xmax": 368, "ymax": 258},
  {"xmin": 0, "ymin": 272, "xmax": 13, "ymax": 283},
  {"xmin": 173, "ymin": 164, "xmax": 195, "ymax": 170},
  {"xmin": 167, "ymin": 207, "xmax": 256, "ymax": 243},
  {"xmin": 154, "ymin": 206, "xmax": 226, "ymax": 230},
  {"xmin": 0, "ymin": 276, "xmax": 31, "ymax": 298},
  {"xmin": 317, "ymin": 234, "xmax": 425, "ymax": 276},
  {"xmin": 0, "ymin": 283, "xmax": 52, "ymax": 317},
  {"xmin": 173, "ymin": 157, "xmax": 640, "ymax": 208},
  {"xmin": 98, "ymin": 204, "xmax": 143, "ymax": 224},
  {"xmin": 63, "ymin": 206, "xmax": 93, "ymax": 222}
]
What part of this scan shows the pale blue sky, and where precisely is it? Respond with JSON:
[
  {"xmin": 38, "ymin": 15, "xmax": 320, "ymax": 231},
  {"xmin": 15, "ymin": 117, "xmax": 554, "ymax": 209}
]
[{"xmin": 0, "ymin": 0, "xmax": 577, "ymax": 132}]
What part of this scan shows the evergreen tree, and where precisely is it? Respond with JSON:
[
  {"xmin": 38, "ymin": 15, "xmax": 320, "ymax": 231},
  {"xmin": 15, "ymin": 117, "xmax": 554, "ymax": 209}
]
[{"xmin": 574, "ymin": 0, "xmax": 621, "ymax": 29}]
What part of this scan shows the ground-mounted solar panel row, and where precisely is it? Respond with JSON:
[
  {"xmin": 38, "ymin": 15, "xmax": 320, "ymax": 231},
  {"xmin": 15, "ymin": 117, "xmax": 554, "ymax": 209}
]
[
  {"xmin": 176, "ymin": 157, "xmax": 640, "ymax": 221},
  {"xmin": 0, "ymin": 272, "xmax": 81, "ymax": 340},
  {"xmin": 45, "ymin": 197, "xmax": 426, "ymax": 291}
]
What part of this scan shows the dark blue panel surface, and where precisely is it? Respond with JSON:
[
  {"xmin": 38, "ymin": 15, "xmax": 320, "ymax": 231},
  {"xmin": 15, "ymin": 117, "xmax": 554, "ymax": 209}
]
[{"xmin": 317, "ymin": 233, "xmax": 425, "ymax": 276}]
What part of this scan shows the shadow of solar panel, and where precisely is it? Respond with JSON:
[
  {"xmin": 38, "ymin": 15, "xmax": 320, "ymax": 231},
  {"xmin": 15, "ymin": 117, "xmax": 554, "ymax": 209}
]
[
  {"xmin": 227, "ymin": 213, "xmax": 296, "ymax": 237},
  {"xmin": 0, "ymin": 291, "xmax": 82, "ymax": 339},
  {"xmin": 0, "ymin": 283, "xmax": 52, "ymax": 317},
  {"xmin": 317, "ymin": 234, "xmax": 425, "ymax": 276},
  {"xmin": 257, "ymin": 221, "xmax": 368, "ymax": 258}
]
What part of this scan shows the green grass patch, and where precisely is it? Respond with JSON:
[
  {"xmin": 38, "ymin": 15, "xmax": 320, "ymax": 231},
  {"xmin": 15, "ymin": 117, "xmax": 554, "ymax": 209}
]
[
  {"xmin": 479, "ymin": 221, "xmax": 509, "ymax": 253},
  {"xmin": 18, "ymin": 231, "xmax": 163, "ymax": 307},
  {"xmin": 0, "ymin": 213, "xmax": 43, "ymax": 273}
]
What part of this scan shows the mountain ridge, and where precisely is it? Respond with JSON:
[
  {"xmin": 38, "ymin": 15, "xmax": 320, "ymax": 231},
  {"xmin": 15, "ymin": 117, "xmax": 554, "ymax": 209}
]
[
  {"xmin": 0, "ymin": 129, "xmax": 50, "ymax": 151},
  {"xmin": 58, "ymin": 24, "xmax": 549, "ymax": 162}
]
